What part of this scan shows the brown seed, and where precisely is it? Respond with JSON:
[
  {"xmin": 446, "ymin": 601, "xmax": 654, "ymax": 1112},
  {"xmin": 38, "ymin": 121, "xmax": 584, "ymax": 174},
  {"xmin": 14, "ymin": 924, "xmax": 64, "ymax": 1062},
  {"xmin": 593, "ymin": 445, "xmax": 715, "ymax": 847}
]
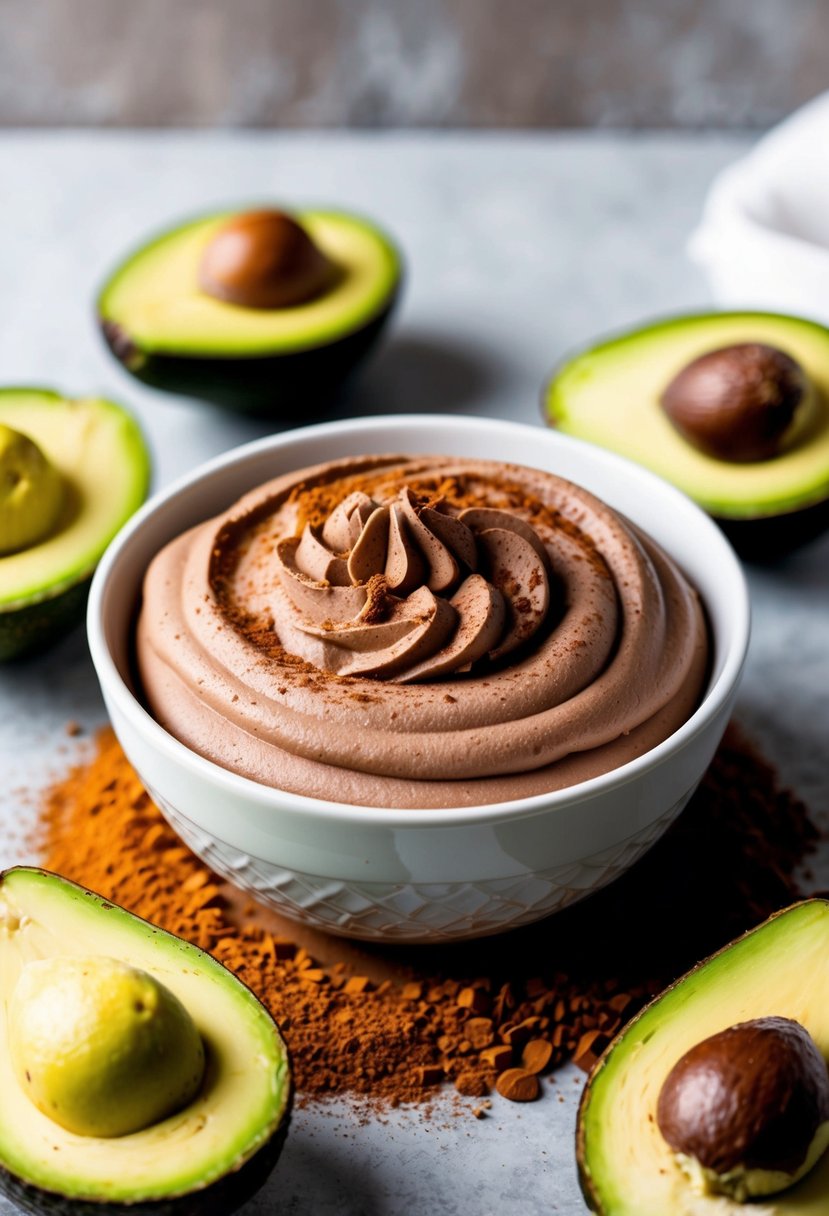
[
  {"xmin": 199, "ymin": 209, "xmax": 334, "ymax": 310},
  {"xmin": 656, "ymin": 1017, "xmax": 829, "ymax": 1179},
  {"xmin": 480, "ymin": 1045, "xmax": 513, "ymax": 1072},
  {"xmin": 496, "ymin": 1068, "xmax": 540, "ymax": 1102},
  {"xmin": 401, "ymin": 982, "xmax": 423, "ymax": 1001},
  {"xmin": 458, "ymin": 986, "xmax": 491, "ymax": 1014},
  {"xmin": 660, "ymin": 342, "xmax": 807, "ymax": 463},
  {"xmin": 521, "ymin": 1038, "xmax": 554, "ymax": 1074}
]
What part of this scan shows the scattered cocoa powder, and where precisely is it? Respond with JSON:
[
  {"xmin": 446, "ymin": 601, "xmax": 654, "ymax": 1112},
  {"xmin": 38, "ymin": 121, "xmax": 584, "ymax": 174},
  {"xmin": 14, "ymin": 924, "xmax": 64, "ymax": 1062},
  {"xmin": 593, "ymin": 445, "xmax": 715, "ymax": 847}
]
[{"xmin": 36, "ymin": 724, "xmax": 819, "ymax": 1108}]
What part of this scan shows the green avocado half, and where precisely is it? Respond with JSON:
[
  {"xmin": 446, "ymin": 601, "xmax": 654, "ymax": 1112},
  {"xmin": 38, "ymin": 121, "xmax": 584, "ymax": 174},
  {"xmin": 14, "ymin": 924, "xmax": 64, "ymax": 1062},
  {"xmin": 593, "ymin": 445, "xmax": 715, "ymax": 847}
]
[
  {"xmin": 577, "ymin": 899, "xmax": 829, "ymax": 1215},
  {"xmin": 543, "ymin": 311, "xmax": 829, "ymax": 558},
  {"xmin": 0, "ymin": 390, "xmax": 150, "ymax": 661},
  {"xmin": 98, "ymin": 208, "xmax": 402, "ymax": 414},
  {"xmin": 0, "ymin": 867, "xmax": 291, "ymax": 1216}
]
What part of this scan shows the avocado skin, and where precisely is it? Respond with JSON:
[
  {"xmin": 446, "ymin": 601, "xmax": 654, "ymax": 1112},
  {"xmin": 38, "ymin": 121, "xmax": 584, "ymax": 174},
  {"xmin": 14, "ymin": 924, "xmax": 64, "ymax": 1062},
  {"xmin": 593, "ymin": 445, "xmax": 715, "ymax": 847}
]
[
  {"xmin": 0, "ymin": 1098, "xmax": 292, "ymax": 1216},
  {"xmin": 101, "ymin": 292, "xmax": 399, "ymax": 415},
  {"xmin": 715, "ymin": 493, "xmax": 829, "ymax": 562},
  {"xmin": 575, "ymin": 901, "xmax": 829, "ymax": 1215},
  {"xmin": 0, "ymin": 576, "xmax": 90, "ymax": 662}
]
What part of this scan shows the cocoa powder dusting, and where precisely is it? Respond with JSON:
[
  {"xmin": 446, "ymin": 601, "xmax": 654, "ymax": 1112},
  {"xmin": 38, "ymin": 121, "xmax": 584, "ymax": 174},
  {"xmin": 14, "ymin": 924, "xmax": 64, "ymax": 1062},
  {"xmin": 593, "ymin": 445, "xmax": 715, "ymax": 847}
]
[
  {"xmin": 214, "ymin": 463, "xmax": 611, "ymax": 672},
  {"xmin": 37, "ymin": 725, "xmax": 818, "ymax": 1107}
]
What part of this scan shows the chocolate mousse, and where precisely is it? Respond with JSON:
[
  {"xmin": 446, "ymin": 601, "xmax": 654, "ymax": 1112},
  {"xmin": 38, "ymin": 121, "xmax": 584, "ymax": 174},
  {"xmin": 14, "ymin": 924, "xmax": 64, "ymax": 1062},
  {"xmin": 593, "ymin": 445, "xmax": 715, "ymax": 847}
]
[{"xmin": 137, "ymin": 455, "xmax": 709, "ymax": 808}]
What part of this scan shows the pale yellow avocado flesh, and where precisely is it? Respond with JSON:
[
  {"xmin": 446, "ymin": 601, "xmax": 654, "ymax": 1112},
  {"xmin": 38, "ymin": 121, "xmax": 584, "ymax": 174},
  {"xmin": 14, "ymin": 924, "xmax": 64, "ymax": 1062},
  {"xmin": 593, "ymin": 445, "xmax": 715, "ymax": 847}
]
[
  {"xmin": 0, "ymin": 391, "xmax": 149, "ymax": 610},
  {"xmin": 0, "ymin": 869, "xmax": 289, "ymax": 1204},
  {"xmin": 579, "ymin": 901, "xmax": 829, "ymax": 1216},
  {"xmin": 9, "ymin": 957, "xmax": 205, "ymax": 1138},
  {"xmin": 0, "ymin": 425, "xmax": 65, "ymax": 555},
  {"xmin": 546, "ymin": 314, "xmax": 829, "ymax": 519},
  {"xmin": 98, "ymin": 210, "xmax": 401, "ymax": 357}
]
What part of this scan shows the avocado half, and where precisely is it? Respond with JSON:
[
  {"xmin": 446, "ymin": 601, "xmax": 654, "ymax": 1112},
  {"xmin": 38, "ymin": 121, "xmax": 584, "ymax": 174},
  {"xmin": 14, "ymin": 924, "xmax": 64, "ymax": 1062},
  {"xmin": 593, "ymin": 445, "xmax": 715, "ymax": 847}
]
[
  {"xmin": 0, "ymin": 868, "xmax": 291, "ymax": 1216},
  {"xmin": 577, "ymin": 900, "xmax": 829, "ymax": 1215},
  {"xmin": 98, "ymin": 208, "xmax": 402, "ymax": 414},
  {"xmin": 543, "ymin": 311, "xmax": 829, "ymax": 559},
  {"xmin": 0, "ymin": 390, "xmax": 150, "ymax": 661}
]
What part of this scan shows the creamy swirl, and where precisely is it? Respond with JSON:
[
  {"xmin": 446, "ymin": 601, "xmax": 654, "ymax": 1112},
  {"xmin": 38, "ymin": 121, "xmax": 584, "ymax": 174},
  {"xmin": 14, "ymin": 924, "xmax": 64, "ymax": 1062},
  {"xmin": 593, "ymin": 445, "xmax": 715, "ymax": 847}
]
[
  {"xmin": 137, "ymin": 455, "xmax": 709, "ymax": 809},
  {"xmin": 276, "ymin": 487, "xmax": 555, "ymax": 681}
]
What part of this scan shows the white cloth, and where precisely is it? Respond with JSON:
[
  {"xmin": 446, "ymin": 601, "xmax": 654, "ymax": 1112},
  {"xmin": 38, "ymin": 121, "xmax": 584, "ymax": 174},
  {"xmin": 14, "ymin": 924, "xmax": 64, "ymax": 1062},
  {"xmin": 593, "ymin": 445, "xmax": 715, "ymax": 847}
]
[{"xmin": 690, "ymin": 92, "xmax": 829, "ymax": 324}]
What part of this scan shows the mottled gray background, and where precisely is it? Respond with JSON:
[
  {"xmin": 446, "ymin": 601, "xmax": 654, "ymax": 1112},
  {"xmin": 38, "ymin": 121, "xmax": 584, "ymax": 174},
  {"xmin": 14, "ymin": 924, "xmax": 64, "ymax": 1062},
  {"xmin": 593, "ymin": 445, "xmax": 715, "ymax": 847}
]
[{"xmin": 0, "ymin": 0, "xmax": 826, "ymax": 128}]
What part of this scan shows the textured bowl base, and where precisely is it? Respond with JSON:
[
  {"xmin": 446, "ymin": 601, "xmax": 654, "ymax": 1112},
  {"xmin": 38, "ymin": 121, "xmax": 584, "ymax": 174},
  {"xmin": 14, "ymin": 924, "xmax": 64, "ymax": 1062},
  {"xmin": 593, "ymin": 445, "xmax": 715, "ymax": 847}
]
[{"xmin": 151, "ymin": 789, "xmax": 696, "ymax": 944}]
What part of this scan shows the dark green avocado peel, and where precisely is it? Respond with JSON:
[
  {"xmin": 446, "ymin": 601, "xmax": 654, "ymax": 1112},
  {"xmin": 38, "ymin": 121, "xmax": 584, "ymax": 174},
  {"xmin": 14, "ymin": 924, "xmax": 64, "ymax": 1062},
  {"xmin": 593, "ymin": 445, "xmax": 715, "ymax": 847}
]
[
  {"xmin": 98, "ymin": 207, "xmax": 402, "ymax": 415},
  {"xmin": 0, "ymin": 868, "xmax": 291, "ymax": 1216}
]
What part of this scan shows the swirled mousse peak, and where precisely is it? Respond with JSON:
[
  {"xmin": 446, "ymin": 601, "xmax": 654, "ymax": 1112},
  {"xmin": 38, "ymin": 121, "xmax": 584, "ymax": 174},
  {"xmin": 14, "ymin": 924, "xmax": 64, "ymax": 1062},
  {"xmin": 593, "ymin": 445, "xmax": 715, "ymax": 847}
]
[
  {"xmin": 274, "ymin": 487, "xmax": 554, "ymax": 681},
  {"xmin": 137, "ymin": 455, "xmax": 710, "ymax": 809}
]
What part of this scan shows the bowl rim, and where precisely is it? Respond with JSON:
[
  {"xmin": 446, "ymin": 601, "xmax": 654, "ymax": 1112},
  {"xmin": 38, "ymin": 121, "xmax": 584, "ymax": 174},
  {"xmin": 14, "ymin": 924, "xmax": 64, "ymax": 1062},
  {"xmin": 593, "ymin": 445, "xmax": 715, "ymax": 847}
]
[{"xmin": 88, "ymin": 413, "xmax": 751, "ymax": 829}]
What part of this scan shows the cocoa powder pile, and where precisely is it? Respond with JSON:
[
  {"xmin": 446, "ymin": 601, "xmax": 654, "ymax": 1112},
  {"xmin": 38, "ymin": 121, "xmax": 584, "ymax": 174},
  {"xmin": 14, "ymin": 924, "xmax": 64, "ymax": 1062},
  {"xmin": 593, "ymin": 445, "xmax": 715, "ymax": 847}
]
[{"xmin": 37, "ymin": 725, "xmax": 818, "ymax": 1108}]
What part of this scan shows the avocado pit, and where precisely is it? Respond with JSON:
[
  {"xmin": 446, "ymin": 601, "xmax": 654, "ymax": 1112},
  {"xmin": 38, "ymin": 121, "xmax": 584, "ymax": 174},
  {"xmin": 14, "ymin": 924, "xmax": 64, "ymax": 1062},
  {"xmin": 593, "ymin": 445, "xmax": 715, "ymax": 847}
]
[
  {"xmin": 199, "ymin": 209, "xmax": 335, "ymax": 310},
  {"xmin": 656, "ymin": 1016, "xmax": 829, "ymax": 1201},
  {"xmin": 9, "ymin": 955, "xmax": 205, "ymax": 1138},
  {"xmin": 0, "ymin": 423, "xmax": 64, "ymax": 555},
  {"xmin": 660, "ymin": 342, "xmax": 808, "ymax": 463}
]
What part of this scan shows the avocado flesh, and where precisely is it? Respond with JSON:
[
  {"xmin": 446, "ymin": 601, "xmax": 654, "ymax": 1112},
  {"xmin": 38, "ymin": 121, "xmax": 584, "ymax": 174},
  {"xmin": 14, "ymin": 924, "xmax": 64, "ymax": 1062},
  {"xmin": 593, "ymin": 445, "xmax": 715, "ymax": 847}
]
[
  {"xmin": 98, "ymin": 209, "xmax": 401, "ymax": 358},
  {"xmin": 545, "ymin": 312, "xmax": 829, "ymax": 521},
  {"xmin": 0, "ymin": 390, "xmax": 149, "ymax": 611},
  {"xmin": 0, "ymin": 390, "xmax": 149, "ymax": 660},
  {"xmin": 578, "ymin": 900, "xmax": 829, "ymax": 1216},
  {"xmin": 0, "ymin": 868, "xmax": 290, "ymax": 1208}
]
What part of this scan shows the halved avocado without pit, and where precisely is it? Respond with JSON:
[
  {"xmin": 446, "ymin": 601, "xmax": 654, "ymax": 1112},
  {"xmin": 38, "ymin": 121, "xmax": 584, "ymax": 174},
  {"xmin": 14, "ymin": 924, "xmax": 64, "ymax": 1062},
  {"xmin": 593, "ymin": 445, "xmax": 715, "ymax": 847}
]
[
  {"xmin": 0, "ymin": 867, "xmax": 291, "ymax": 1216},
  {"xmin": 0, "ymin": 390, "xmax": 150, "ymax": 661},
  {"xmin": 577, "ymin": 899, "xmax": 829, "ymax": 1215},
  {"xmin": 98, "ymin": 208, "xmax": 402, "ymax": 414},
  {"xmin": 544, "ymin": 312, "xmax": 829, "ymax": 558}
]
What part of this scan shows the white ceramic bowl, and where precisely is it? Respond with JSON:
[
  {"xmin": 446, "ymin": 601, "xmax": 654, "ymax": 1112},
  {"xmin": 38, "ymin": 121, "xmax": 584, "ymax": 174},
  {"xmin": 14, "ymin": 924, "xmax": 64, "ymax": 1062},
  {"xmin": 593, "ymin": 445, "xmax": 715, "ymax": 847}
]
[{"xmin": 88, "ymin": 416, "xmax": 750, "ymax": 943}]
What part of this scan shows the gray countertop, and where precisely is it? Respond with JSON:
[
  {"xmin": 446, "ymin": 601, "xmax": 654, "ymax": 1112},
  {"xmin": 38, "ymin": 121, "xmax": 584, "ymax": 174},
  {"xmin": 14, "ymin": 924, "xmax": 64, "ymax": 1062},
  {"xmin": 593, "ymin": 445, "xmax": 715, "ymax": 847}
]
[{"xmin": 0, "ymin": 131, "xmax": 827, "ymax": 1216}]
